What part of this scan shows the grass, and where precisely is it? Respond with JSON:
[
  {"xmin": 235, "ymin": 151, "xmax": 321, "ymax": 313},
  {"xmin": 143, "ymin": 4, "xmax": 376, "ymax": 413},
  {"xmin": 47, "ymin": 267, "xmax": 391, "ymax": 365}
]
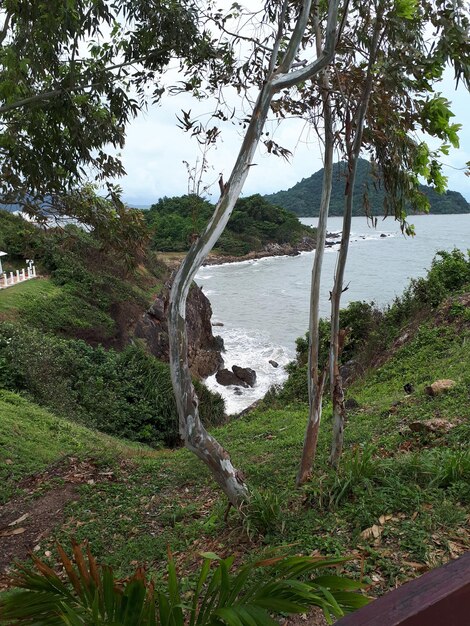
[
  {"xmin": 0, "ymin": 278, "xmax": 58, "ymax": 315},
  {"xmin": 0, "ymin": 390, "xmax": 152, "ymax": 504},
  {"xmin": 0, "ymin": 305, "xmax": 469, "ymax": 598}
]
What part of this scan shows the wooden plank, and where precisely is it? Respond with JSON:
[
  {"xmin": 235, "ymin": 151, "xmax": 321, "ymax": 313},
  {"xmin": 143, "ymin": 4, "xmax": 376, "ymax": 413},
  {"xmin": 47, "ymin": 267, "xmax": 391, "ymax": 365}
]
[{"xmin": 336, "ymin": 552, "xmax": 470, "ymax": 625}]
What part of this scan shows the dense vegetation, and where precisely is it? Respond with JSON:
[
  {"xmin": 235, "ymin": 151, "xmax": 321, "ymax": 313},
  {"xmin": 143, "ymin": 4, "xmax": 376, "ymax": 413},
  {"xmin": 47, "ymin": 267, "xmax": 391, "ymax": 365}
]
[
  {"xmin": 0, "ymin": 209, "xmax": 225, "ymax": 447},
  {"xmin": 264, "ymin": 159, "xmax": 470, "ymax": 217},
  {"xmin": 274, "ymin": 249, "xmax": 470, "ymax": 404},
  {"xmin": 0, "ymin": 209, "xmax": 162, "ymax": 345},
  {"xmin": 145, "ymin": 194, "xmax": 315, "ymax": 256},
  {"xmin": 1, "ymin": 252, "xmax": 468, "ymax": 600}
]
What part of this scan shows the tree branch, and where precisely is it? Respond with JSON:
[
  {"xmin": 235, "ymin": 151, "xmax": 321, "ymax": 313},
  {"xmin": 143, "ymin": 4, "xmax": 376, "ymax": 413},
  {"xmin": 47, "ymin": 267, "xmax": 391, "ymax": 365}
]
[{"xmin": 273, "ymin": 0, "xmax": 340, "ymax": 90}]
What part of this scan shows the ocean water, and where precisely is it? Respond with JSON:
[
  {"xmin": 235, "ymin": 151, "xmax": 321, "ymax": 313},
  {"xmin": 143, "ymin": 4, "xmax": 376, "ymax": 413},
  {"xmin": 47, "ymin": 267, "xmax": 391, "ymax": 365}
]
[{"xmin": 196, "ymin": 214, "xmax": 470, "ymax": 413}]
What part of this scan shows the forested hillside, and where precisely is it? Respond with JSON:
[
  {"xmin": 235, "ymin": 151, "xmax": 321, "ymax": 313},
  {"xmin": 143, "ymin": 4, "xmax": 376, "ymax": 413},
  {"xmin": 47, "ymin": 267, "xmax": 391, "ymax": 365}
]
[
  {"xmin": 145, "ymin": 194, "xmax": 315, "ymax": 256},
  {"xmin": 265, "ymin": 159, "xmax": 470, "ymax": 217}
]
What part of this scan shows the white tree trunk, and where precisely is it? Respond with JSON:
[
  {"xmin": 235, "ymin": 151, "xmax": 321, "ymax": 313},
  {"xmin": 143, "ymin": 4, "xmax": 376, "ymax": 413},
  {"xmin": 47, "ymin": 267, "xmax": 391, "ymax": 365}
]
[
  {"xmin": 297, "ymin": 70, "xmax": 334, "ymax": 486},
  {"xmin": 169, "ymin": 0, "xmax": 341, "ymax": 505},
  {"xmin": 329, "ymin": 18, "xmax": 382, "ymax": 468}
]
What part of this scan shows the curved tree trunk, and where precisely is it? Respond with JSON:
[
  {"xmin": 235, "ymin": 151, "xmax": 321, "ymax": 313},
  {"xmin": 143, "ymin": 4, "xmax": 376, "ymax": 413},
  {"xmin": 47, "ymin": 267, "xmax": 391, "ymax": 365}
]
[{"xmin": 169, "ymin": 0, "xmax": 341, "ymax": 505}]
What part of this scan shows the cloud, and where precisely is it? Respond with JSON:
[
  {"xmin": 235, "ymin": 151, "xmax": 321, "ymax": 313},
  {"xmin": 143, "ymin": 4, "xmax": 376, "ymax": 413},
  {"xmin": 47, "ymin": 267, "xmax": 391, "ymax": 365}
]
[{"xmin": 119, "ymin": 61, "xmax": 470, "ymax": 206}]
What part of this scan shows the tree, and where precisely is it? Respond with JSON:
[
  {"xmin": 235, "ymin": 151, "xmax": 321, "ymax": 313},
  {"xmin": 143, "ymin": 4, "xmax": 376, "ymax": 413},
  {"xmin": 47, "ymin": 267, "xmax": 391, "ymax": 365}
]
[
  {"xmin": 168, "ymin": 0, "xmax": 342, "ymax": 506},
  {"xmin": 327, "ymin": 0, "xmax": 469, "ymax": 469},
  {"xmin": 295, "ymin": 0, "xmax": 469, "ymax": 477},
  {"xmin": 270, "ymin": 0, "xmax": 468, "ymax": 482},
  {"xmin": 0, "ymin": 0, "xmax": 221, "ymax": 221},
  {"xmin": 296, "ymin": 0, "xmax": 335, "ymax": 486}
]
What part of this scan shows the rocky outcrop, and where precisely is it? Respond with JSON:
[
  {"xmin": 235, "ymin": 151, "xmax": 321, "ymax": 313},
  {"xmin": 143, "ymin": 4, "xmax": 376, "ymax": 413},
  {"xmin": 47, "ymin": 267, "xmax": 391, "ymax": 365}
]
[
  {"xmin": 216, "ymin": 365, "xmax": 257, "ymax": 388},
  {"xmin": 232, "ymin": 365, "xmax": 256, "ymax": 387},
  {"xmin": 203, "ymin": 236, "xmax": 317, "ymax": 266},
  {"xmin": 409, "ymin": 418, "xmax": 456, "ymax": 433},
  {"xmin": 216, "ymin": 369, "xmax": 248, "ymax": 388},
  {"xmin": 134, "ymin": 281, "xmax": 223, "ymax": 379}
]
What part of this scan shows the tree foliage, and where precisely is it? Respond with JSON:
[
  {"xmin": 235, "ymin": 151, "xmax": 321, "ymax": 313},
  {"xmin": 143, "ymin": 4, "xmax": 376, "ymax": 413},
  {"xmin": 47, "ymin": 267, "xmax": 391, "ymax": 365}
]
[
  {"xmin": 146, "ymin": 194, "xmax": 313, "ymax": 254},
  {"xmin": 0, "ymin": 0, "xmax": 223, "ymax": 218}
]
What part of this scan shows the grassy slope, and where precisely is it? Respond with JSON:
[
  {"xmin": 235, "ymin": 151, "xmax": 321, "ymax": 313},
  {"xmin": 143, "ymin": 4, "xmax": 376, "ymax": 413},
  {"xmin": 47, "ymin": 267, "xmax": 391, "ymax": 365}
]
[
  {"xmin": 1, "ymin": 304, "xmax": 469, "ymax": 595},
  {"xmin": 0, "ymin": 279, "xmax": 58, "ymax": 315},
  {"xmin": 0, "ymin": 390, "xmax": 148, "ymax": 504}
]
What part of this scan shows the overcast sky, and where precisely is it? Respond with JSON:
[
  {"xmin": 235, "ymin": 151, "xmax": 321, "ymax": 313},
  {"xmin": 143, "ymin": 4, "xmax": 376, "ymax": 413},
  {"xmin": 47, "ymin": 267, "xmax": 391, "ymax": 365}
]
[{"xmin": 118, "ymin": 62, "xmax": 470, "ymax": 207}]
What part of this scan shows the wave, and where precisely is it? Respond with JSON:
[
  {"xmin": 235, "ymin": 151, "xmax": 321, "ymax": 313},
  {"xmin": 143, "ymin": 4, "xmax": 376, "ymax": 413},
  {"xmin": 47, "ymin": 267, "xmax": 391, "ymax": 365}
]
[{"xmin": 203, "ymin": 327, "xmax": 291, "ymax": 415}]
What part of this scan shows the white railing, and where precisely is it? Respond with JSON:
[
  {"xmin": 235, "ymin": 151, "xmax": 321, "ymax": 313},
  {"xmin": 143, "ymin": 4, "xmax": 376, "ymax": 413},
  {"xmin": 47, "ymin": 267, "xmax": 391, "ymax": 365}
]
[{"xmin": 1, "ymin": 264, "xmax": 36, "ymax": 288}]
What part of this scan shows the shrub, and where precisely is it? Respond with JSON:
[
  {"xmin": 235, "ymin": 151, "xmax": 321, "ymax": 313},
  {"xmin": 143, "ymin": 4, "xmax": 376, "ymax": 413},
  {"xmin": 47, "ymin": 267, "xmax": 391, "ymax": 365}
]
[
  {"xmin": 0, "ymin": 324, "xmax": 225, "ymax": 447},
  {"xmin": 242, "ymin": 488, "xmax": 285, "ymax": 539},
  {"xmin": 0, "ymin": 541, "xmax": 369, "ymax": 625}
]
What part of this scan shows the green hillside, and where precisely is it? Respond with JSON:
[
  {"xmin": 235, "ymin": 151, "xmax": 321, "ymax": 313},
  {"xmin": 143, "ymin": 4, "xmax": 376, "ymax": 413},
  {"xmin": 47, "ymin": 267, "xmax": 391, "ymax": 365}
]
[
  {"xmin": 264, "ymin": 159, "xmax": 470, "ymax": 217},
  {"xmin": 1, "ymin": 252, "xmax": 469, "ymax": 604}
]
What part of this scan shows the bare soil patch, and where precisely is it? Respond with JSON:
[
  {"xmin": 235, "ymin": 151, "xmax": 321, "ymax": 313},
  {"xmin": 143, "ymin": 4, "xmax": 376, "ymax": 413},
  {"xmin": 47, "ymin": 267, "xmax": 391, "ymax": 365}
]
[{"xmin": 0, "ymin": 457, "xmax": 116, "ymax": 588}]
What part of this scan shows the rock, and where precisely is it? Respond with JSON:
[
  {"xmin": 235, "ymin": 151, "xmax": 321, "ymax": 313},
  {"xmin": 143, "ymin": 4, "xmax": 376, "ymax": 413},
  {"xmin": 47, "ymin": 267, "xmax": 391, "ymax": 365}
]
[
  {"xmin": 409, "ymin": 419, "xmax": 456, "ymax": 433},
  {"xmin": 232, "ymin": 365, "xmax": 257, "ymax": 387},
  {"xmin": 339, "ymin": 359, "xmax": 359, "ymax": 385},
  {"xmin": 345, "ymin": 397, "xmax": 360, "ymax": 410},
  {"xmin": 233, "ymin": 387, "xmax": 243, "ymax": 396},
  {"xmin": 212, "ymin": 322, "xmax": 224, "ymax": 327},
  {"xmin": 148, "ymin": 297, "xmax": 165, "ymax": 321},
  {"xmin": 380, "ymin": 233, "xmax": 387, "ymax": 238},
  {"xmin": 425, "ymin": 379, "xmax": 456, "ymax": 396},
  {"xmin": 269, "ymin": 360, "xmax": 279, "ymax": 368},
  {"xmin": 216, "ymin": 369, "xmax": 248, "ymax": 388},
  {"xmin": 134, "ymin": 280, "xmax": 223, "ymax": 379},
  {"xmin": 404, "ymin": 382, "xmax": 414, "ymax": 394}
]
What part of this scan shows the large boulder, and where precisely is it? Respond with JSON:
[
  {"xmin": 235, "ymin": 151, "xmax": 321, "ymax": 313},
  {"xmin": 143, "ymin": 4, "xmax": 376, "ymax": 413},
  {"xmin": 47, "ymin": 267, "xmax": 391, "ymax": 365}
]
[
  {"xmin": 216, "ymin": 369, "xmax": 248, "ymax": 388},
  {"xmin": 425, "ymin": 379, "xmax": 456, "ymax": 397},
  {"xmin": 409, "ymin": 418, "xmax": 456, "ymax": 434},
  {"xmin": 232, "ymin": 365, "xmax": 257, "ymax": 387}
]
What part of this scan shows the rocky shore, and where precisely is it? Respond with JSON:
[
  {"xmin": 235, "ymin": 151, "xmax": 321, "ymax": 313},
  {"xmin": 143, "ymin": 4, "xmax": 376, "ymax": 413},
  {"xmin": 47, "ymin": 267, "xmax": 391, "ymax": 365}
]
[
  {"xmin": 203, "ymin": 233, "xmax": 340, "ymax": 266},
  {"xmin": 203, "ymin": 236, "xmax": 316, "ymax": 266}
]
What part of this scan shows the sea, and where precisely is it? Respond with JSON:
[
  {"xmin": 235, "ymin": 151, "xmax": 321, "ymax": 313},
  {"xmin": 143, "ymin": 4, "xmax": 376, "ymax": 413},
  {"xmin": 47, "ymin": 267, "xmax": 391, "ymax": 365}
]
[{"xmin": 196, "ymin": 214, "xmax": 470, "ymax": 414}]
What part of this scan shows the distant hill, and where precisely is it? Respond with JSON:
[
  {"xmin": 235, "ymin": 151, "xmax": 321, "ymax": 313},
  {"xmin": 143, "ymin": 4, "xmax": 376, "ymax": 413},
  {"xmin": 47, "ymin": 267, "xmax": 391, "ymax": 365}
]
[{"xmin": 264, "ymin": 159, "xmax": 470, "ymax": 217}]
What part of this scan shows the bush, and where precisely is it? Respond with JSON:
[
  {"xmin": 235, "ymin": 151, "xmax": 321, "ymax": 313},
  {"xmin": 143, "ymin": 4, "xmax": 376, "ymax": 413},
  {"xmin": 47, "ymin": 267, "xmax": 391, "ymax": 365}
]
[
  {"xmin": 0, "ymin": 541, "xmax": 369, "ymax": 625},
  {"xmin": 242, "ymin": 488, "xmax": 285, "ymax": 539},
  {"xmin": 0, "ymin": 324, "xmax": 225, "ymax": 447}
]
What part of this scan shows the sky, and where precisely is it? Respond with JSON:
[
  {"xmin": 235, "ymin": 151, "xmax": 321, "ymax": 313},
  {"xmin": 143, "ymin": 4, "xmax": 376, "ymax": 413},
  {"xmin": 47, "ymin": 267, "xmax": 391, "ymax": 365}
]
[{"xmin": 117, "ymin": 44, "xmax": 470, "ymax": 208}]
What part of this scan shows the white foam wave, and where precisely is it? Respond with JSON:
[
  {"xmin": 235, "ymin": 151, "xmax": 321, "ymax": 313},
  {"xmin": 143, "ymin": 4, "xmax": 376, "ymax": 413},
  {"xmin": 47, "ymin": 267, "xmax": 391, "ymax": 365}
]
[{"xmin": 203, "ymin": 327, "xmax": 291, "ymax": 415}]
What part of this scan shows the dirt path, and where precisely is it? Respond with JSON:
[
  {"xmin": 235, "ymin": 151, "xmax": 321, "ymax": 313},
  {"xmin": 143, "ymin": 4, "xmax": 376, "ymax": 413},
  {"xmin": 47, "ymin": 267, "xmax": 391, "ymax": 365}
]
[{"xmin": 0, "ymin": 457, "xmax": 115, "ymax": 588}]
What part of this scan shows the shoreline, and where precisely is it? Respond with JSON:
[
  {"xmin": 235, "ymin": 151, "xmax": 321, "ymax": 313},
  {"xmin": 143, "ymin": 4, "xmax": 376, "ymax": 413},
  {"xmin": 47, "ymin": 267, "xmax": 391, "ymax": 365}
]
[
  {"xmin": 203, "ymin": 234, "xmax": 341, "ymax": 267},
  {"xmin": 157, "ymin": 234, "xmax": 341, "ymax": 269}
]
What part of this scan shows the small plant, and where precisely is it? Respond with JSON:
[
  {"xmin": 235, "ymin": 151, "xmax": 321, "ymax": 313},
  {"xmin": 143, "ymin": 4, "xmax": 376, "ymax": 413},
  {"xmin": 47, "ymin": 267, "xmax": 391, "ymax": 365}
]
[
  {"xmin": 0, "ymin": 542, "xmax": 370, "ymax": 625},
  {"xmin": 327, "ymin": 446, "xmax": 378, "ymax": 509},
  {"xmin": 241, "ymin": 488, "xmax": 285, "ymax": 540}
]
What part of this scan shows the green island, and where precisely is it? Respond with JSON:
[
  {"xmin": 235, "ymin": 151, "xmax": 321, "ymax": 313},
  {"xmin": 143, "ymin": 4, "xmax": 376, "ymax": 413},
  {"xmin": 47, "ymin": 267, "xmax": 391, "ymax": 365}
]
[
  {"xmin": 144, "ymin": 193, "xmax": 316, "ymax": 259},
  {"xmin": 264, "ymin": 159, "xmax": 470, "ymax": 217},
  {"xmin": 1, "ymin": 207, "xmax": 469, "ymax": 619}
]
